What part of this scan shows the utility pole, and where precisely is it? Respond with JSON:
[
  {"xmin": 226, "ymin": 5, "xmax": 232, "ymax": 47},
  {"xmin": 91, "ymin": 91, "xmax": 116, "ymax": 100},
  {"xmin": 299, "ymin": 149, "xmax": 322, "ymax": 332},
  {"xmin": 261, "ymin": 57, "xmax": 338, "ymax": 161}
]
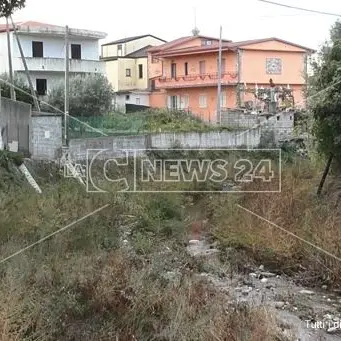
[
  {"xmin": 10, "ymin": 17, "xmax": 40, "ymax": 112},
  {"xmin": 64, "ymin": 25, "xmax": 70, "ymax": 146},
  {"xmin": 6, "ymin": 17, "xmax": 15, "ymax": 100},
  {"xmin": 217, "ymin": 26, "xmax": 222, "ymax": 125}
]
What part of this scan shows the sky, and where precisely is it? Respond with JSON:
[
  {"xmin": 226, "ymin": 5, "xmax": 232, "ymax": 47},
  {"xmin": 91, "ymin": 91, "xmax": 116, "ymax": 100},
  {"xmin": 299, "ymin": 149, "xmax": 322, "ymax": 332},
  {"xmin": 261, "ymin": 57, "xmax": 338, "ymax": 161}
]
[{"xmin": 0, "ymin": 0, "xmax": 340, "ymax": 50}]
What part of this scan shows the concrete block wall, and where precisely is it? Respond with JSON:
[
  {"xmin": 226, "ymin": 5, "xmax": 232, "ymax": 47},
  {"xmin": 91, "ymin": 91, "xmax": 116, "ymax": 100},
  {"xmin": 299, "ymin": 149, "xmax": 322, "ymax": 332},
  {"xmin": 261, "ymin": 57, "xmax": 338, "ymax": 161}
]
[
  {"xmin": 30, "ymin": 114, "xmax": 62, "ymax": 160},
  {"xmin": 69, "ymin": 129, "xmax": 262, "ymax": 162}
]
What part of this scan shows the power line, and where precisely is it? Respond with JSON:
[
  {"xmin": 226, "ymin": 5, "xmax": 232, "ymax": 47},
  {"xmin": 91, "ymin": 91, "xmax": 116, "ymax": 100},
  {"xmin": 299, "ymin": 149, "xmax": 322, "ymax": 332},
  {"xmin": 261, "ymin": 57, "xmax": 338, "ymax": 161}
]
[{"xmin": 258, "ymin": 0, "xmax": 341, "ymax": 18}]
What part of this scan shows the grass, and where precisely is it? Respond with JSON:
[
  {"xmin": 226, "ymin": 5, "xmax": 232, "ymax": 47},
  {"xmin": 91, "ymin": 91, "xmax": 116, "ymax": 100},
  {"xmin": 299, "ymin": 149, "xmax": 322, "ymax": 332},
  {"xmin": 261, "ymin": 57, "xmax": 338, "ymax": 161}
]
[
  {"xmin": 68, "ymin": 109, "xmax": 234, "ymax": 138},
  {"xmin": 4, "ymin": 152, "xmax": 341, "ymax": 340},
  {"xmin": 0, "ymin": 160, "xmax": 284, "ymax": 341},
  {"xmin": 211, "ymin": 157, "xmax": 341, "ymax": 286}
]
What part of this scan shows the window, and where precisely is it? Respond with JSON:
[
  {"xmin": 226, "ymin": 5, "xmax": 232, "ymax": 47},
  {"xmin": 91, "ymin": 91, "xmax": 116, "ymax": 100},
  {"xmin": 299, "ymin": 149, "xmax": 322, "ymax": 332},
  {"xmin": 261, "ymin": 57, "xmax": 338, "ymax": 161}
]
[
  {"xmin": 71, "ymin": 44, "xmax": 81, "ymax": 59},
  {"xmin": 199, "ymin": 95, "xmax": 207, "ymax": 108},
  {"xmin": 118, "ymin": 44, "xmax": 123, "ymax": 56},
  {"xmin": 199, "ymin": 61, "xmax": 206, "ymax": 75},
  {"xmin": 220, "ymin": 93, "xmax": 226, "ymax": 107},
  {"xmin": 201, "ymin": 39, "xmax": 212, "ymax": 46},
  {"xmin": 184, "ymin": 62, "xmax": 188, "ymax": 76},
  {"xmin": 171, "ymin": 63, "xmax": 177, "ymax": 78},
  {"xmin": 126, "ymin": 68, "xmax": 131, "ymax": 77},
  {"xmin": 168, "ymin": 95, "xmax": 179, "ymax": 110},
  {"xmin": 180, "ymin": 95, "xmax": 189, "ymax": 109},
  {"xmin": 126, "ymin": 95, "xmax": 130, "ymax": 101},
  {"xmin": 138, "ymin": 64, "xmax": 143, "ymax": 79},
  {"xmin": 36, "ymin": 79, "xmax": 47, "ymax": 96},
  {"xmin": 217, "ymin": 58, "xmax": 226, "ymax": 72},
  {"xmin": 32, "ymin": 41, "xmax": 43, "ymax": 58}
]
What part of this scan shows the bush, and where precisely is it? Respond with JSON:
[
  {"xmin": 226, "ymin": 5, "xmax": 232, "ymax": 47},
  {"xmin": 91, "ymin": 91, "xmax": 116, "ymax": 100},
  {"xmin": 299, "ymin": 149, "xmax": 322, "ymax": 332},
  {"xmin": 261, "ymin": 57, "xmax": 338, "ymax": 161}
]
[
  {"xmin": 0, "ymin": 73, "xmax": 34, "ymax": 105},
  {"xmin": 45, "ymin": 73, "xmax": 114, "ymax": 117}
]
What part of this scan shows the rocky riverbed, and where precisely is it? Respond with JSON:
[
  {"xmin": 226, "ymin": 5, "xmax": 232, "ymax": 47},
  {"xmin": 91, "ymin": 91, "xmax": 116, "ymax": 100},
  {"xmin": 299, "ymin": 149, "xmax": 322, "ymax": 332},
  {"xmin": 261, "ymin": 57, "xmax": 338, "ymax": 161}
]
[{"xmin": 186, "ymin": 239, "xmax": 341, "ymax": 341}]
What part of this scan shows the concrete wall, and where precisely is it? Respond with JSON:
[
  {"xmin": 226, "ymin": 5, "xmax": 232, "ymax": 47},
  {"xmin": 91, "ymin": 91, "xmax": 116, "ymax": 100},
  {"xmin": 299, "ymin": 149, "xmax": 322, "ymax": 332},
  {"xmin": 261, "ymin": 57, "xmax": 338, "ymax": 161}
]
[
  {"xmin": 69, "ymin": 128, "xmax": 261, "ymax": 161},
  {"xmin": 12, "ymin": 33, "xmax": 100, "ymax": 60},
  {"xmin": 30, "ymin": 113, "xmax": 63, "ymax": 160},
  {"xmin": 102, "ymin": 36, "xmax": 165, "ymax": 58},
  {"xmin": 221, "ymin": 110, "xmax": 294, "ymax": 131},
  {"xmin": 0, "ymin": 97, "xmax": 31, "ymax": 154}
]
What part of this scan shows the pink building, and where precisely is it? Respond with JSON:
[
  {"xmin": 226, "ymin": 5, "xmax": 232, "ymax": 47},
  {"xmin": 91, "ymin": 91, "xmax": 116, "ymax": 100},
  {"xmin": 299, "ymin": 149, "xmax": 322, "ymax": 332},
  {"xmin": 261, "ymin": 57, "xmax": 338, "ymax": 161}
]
[{"xmin": 148, "ymin": 35, "xmax": 314, "ymax": 121}]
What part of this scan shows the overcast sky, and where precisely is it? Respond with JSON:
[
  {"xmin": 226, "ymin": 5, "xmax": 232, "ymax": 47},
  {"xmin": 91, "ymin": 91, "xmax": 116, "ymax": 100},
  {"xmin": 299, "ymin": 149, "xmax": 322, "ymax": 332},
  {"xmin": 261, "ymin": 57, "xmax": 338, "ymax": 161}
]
[{"xmin": 0, "ymin": 0, "xmax": 340, "ymax": 50}]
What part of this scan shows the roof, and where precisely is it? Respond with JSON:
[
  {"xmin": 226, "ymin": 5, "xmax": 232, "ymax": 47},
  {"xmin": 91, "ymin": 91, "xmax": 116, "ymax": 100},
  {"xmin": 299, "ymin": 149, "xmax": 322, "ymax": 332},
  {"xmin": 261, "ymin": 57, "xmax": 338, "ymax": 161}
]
[
  {"xmin": 150, "ymin": 36, "xmax": 315, "ymax": 56},
  {"xmin": 126, "ymin": 45, "xmax": 153, "ymax": 58},
  {"xmin": 156, "ymin": 44, "xmax": 231, "ymax": 57},
  {"xmin": 227, "ymin": 37, "xmax": 315, "ymax": 53},
  {"xmin": 101, "ymin": 45, "xmax": 152, "ymax": 61},
  {"xmin": 148, "ymin": 35, "xmax": 232, "ymax": 53},
  {"xmin": 102, "ymin": 34, "xmax": 166, "ymax": 46},
  {"xmin": 0, "ymin": 21, "xmax": 107, "ymax": 39},
  {"xmin": 0, "ymin": 21, "xmax": 55, "ymax": 32}
]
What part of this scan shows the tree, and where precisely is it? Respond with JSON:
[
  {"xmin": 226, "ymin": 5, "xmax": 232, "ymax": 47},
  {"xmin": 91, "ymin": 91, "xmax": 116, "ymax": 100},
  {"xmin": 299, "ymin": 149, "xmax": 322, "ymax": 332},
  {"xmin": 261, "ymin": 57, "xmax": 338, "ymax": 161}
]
[
  {"xmin": 0, "ymin": 73, "xmax": 34, "ymax": 105},
  {"xmin": 0, "ymin": 0, "xmax": 25, "ymax": 18},
  {"xmin": 311, "ymin": 20, "xmax": 341, "ymax": 162},
  {"xmin": 45, "ymin": 73, "xmax": 114, "ymax": 117}
]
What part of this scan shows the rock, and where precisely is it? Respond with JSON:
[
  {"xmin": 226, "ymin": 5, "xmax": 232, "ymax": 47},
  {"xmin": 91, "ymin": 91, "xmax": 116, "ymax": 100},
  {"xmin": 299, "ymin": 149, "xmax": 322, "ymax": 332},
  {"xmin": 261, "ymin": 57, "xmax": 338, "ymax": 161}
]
[
  {"xmin": 261, "ymin": 278, "xmax": 268, "ymax": 283},
  {"xmin": 243, "ymin": 279, "xmax": 254, "ymax": 286},
  {"xmin": 242, "ymin": 287, "xmax": 253, "ymax": 296},
  {"xmin": 275, "ymin": 301, "xmax": 285, "ymax": 309},
  {"xmin": 324, "ymin": 314, "xmax": 334, "ymax": 320},
  {"xmin": 322, "ymin": 285, "xmax": 328, "ymax": 290},
  {"xmin": 327, "ymin": 326, "xmax": 339, "ymax": 334},
  {"xmin": 235, "ymin": 287, "xmax": 243, "ymax": 292},
  {"xmin": 260, "ymin": 271, "xmax": 276, "ymax": 278},
  {"xmin": 189, "ymin": 240, "xmax": 200, "ymax": 245},
  {"xmin": 299, "ymin": 290, "xmax": 314, "ymax": 295},
  {"xmin": 259, "ymin": 265, "xmax": 265, "ymax": 271}
]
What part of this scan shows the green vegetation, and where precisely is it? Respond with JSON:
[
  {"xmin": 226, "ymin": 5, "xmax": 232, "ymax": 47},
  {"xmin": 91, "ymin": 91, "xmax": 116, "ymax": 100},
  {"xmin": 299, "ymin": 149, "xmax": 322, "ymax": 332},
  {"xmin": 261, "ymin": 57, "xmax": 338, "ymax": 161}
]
[
  {"xmin": 311, "ymin": 20, "xmax": 341, "ymax": 162},
  {"xmin": 0, "ymin": 167, "xmax": 282, "ymax": 341},
  {"xmin": 0, "ymin": 0, "xmax": 26, "ymax": 18},
  {"xmin": 44, "ymin": 73, "xmax": 114, "ymax": 117},
  {"xmin": 68, "ymin": 109, "xmax": 233, "ymax": 138},
  {"xmin": 0, "ymin": 73, "xmax": 34, "ymax": 105}
]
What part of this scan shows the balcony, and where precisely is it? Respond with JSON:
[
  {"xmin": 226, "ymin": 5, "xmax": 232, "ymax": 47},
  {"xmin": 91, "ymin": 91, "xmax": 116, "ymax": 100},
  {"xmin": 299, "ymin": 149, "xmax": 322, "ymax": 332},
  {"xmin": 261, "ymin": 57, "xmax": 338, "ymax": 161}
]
[
  {"xmin": 155, "ymin": 72, "xmax": 238, "ymax": 89},
  {"xmin": 13, "ymin": 57, "xmax": 105, "ymax": 73}
]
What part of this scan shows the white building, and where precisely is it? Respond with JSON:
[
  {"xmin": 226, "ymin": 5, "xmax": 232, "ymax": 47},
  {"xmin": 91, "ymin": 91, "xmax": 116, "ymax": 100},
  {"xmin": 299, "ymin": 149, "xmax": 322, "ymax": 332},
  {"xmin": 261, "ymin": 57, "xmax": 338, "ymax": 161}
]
[
  {"xmin": 0, "ymin": 21, "xmax": 107, "ymax": 95},
  {"xmin": 101, "ymin": 34, "xmax": 166, "ymax": 113}
]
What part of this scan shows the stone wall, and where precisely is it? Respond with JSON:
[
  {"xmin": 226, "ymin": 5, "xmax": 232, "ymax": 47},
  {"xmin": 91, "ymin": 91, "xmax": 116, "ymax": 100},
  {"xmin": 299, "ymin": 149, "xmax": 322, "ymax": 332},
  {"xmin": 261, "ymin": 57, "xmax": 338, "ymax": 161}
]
[{"xmin": 30, "ymin": 113, "xmax": 63, "ymax": 160}]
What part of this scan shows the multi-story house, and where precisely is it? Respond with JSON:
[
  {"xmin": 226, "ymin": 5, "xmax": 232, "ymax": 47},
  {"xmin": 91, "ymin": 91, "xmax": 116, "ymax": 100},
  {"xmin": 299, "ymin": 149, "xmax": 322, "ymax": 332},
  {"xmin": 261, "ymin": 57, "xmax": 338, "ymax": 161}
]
[
  {"xmin": 0, "ymin": 21, "xmax": 107, "ymax": 96},
  {"xmin": 101, "ymin": 34, "xmax": 166, "ymax": 112},
  {"xmin": 148, "ymin": 35, "xmax": 314, "ymax": 121}
]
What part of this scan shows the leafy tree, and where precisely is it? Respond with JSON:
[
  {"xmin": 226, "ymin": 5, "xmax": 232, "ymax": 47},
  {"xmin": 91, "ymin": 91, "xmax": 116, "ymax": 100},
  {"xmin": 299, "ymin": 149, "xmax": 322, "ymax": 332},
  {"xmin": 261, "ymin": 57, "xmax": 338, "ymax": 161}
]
[
  {"xmin": 45, "ymin": 74, "xmax": 114, "ymax": 116},
  {"xmin": 0, "ymin": 0, "xmax": 25, "ymax": 18},
  {"xmin": 0, "ymin": 73, "xmax": 34, "ymax": 105},
  {"xmin": 311, "ymin": 20, "xmax": 341, "ymax": 163}
]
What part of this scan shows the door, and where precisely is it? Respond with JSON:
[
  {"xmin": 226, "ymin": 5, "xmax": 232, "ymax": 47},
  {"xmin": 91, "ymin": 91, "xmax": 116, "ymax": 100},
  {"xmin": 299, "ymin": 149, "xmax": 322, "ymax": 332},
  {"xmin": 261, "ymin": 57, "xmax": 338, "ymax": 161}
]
[{"xmin": 171, "ymin": 63, "xmax": 177, "ymax": 78}]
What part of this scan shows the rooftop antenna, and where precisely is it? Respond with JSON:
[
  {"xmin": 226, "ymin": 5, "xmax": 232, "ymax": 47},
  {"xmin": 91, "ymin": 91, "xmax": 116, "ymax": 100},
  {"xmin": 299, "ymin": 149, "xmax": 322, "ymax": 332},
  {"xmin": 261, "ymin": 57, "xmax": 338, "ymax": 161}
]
[{"xmin": 192, "ymin": 7, "xmax": 200, "ymax": 36}]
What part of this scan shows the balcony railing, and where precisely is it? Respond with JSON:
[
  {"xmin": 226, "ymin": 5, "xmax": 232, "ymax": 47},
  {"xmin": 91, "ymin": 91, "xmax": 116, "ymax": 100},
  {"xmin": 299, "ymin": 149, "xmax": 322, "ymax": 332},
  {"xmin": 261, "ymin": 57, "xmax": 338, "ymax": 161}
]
[
  {"xmin": 13, "ymin": 57, "xmax": 105, "ymax": 73},
  {"xmin": 155, "ymin": 72, "xmax": 238, "ymax": 89}
]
